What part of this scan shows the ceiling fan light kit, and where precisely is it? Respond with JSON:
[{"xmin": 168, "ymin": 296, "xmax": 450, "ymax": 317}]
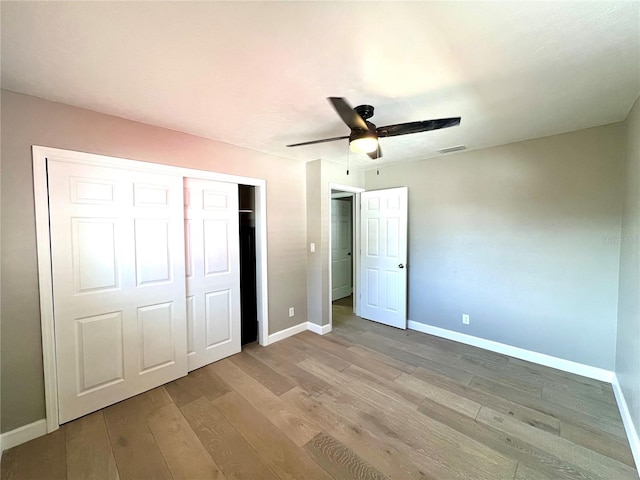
[
  {"xmin": 286, "ymin": 97, "xmax": 461, "ymax": 161},
  {"xmin": 349, "ymin": 132, "xmax": 378, "ymax": 153}
]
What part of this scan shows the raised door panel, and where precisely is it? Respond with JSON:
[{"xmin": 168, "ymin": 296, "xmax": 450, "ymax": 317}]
[
  {"xmin": 205, "ymin": 289, "xmax": 232, "ymax": 347},
  {"xmin": 366, "ymin": 219, "xmax": 380, "ymax": 256},
  {"xmin": 72, "ymin": 219, "xmax": 119, "ymax": 293},
  {"xmin": 75, "ymin": 311, "xmax": 124, "ymax": 394},
  {"xmin": 135, "ymin": 219, "xmax": 172, "ymax": 286},
  {"xmin": 134, "ymin": 183, "xmax": 170, "ymax": 207},
  {"xmin": 204, "ymin": 220, "xmax": 230, "ymax": 275},
  {"xmin": 138, "ymin": 302, "xmax": 176, "ymax": 373},
  {"xmin": 70, "ymin": 177, "xmax": 117, "ymax": 205},
  {"xmin": 386, "ymin": 217, "xmax": 400, "ymax": 259}
]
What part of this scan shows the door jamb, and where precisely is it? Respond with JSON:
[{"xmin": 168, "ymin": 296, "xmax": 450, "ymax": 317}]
[
  {"xmin": 328, "ymin": 183, "xmax": 364, "ymax": 331},
  {"xmin": 33, "ymin": 145, "xmax": 270, "ymax": 432}
]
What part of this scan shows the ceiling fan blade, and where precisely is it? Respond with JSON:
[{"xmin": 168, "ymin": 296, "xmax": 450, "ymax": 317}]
[
  {"xmin": 328, "ymin": 97, "xmax": 369, "ymax": 131},
  {"xmin": 286, "ymin": 135, "xmax": 349, "ymax": 147},
  {"xmin": 366, "ymin": 143, "xmax": 382, "ymax": 160},
  {"xmin": 377, "ymin": 117, "xmax": 461, "ymax": 137}
]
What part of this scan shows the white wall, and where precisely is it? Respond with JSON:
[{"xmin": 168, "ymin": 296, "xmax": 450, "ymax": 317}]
[
  {"xmin": 616, "ymin": 95, "xmax": 640, "ymax": 444},
  {"xmin": 365, "ymin": 123, "xmax": 625, "ymax": 369}
]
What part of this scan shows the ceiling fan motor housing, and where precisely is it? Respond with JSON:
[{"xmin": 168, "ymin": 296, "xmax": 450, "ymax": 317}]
[{"xmin": 354, "ymin": 104, "xmax": 375, "ymax": 120}]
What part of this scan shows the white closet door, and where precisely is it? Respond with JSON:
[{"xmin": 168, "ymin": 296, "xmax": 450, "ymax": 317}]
[
  {"xmin": 48, "ymin": 159, "xmax": 188, "ymax": 423},
  {"xmin": 184, "ymin": 178, "xmax": 241, "ymax": 371}
]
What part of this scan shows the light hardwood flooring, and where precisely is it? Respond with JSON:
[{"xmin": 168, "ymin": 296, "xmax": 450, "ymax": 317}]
[{"xmin": 2, "ymin": 297, "xmax": 638, "ymax": 479}]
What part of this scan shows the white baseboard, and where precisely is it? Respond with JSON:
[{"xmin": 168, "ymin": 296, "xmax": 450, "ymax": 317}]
[
  {"xmin": 307, "ymin": 322, "xmax": 332, "ymax": 335},
  {"xmin": 407, "ymin": 321, "xmax": 614, "ymax": 383},
  {"xmin": 267, "ymin": 321, "xmax": 332, "ymax": 344},
  {"xmin": 612, "ymin": 375, "xmax": 640, "ymax": 470},
  {"xmin": 267, "ymin": 321, "xmax": 308, "ymax": 345},
  {"xmin": 1, "ymin": 419, "xmax": 47, "ymax": 452}
]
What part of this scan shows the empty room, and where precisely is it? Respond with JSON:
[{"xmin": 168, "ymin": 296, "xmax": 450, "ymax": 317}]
[{"xmin": 1, "ymin": 1, "xmax": 639, "ymax": 479}]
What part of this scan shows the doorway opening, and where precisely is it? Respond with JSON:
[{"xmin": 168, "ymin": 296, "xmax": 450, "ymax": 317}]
[
  {"xmin": 328, "ymin": 184, "xmax": 363, "ymax": 330},
  {"xmin": 331, "ymin": 191, "xmax": 354, "ymax": 303},
  {"xmin": 239, "ymin": 184, "xmax": 258, "ymax": 346},
  {"xmin": 328, "ymin": 184, "xmax": 409, "ymax": 332},
  {"xmin": 331, "ymin": 192, "xmax": 354, "ymax": 330}
]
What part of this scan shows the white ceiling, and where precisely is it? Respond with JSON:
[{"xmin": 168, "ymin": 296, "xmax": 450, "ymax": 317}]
[{"xmin": 2, "ymin": 1, "xmax": 639, "ymax": 169}]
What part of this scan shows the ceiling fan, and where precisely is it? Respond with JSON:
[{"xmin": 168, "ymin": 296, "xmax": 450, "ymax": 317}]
[{"xmin": 286, "ymin": 97, "xmax": 461, "ymax": 159}]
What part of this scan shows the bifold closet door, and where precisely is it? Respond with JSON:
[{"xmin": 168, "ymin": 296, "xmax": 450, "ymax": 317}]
[
  {"xmin": 47, "ymin": 159, "xmax": 188, "ymax": 424},
  {"xmin": 184, "ymin": 178, "xmax": 241, "ymax": 371}
]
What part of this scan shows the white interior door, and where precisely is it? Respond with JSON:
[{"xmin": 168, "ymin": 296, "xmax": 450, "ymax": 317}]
[
  {"xmin": 48, "ymin": 159, "xmax": 188, "ymax": 424},
  {"xmin": 332, "ymin": 197, "xmax": 353, "ymax": 301},
  {"xmin": 359, "ymin": 187, "xmax": 408, "ymax": 329},
  {"xmin": 184, "ymin": 178, "xmax": 241, "ymax": 371}
]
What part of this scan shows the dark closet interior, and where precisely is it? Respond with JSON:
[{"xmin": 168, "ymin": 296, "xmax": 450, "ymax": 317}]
[{"xmin": 239, "ymin": 185, "xmax": 258, "ymax": 345}]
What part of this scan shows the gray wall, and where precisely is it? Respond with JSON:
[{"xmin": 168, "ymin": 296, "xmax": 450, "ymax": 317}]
[
  {"xmin": 306, "ymin": 160, "xmax": 323, "ymax": 325},
  {"xmin": 616, "ymin": 95, "xmax": 640, "ymax": 444},
  {"xmin": 365, "ymin": 124, "xmax": 625, "ymax": 369},
  {"xmin": 306, "ymin": 159, "xmax": 363, "ymax": 327},
  {"xmin": 0, "ymin": 90, "xmax": 308, "ymax": 432}
]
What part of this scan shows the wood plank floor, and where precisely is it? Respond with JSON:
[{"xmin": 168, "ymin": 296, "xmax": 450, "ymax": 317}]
[{"xmin": 2, "ymin": 297, "xmax": 638, "ymax": 479}]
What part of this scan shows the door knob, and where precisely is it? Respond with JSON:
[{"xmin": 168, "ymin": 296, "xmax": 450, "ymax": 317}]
[{"xmin": 398, "ymin": 264, "xmax": 404, "ymax": 269}]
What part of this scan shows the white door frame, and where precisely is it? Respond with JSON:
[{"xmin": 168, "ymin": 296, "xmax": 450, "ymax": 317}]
[
  {"xmin": 330, "ymin": 193, "xmax": 353, "ymax": 301},
  {"xmin": 328, "ymin": 183, "xmax": 364, "ymax": 329},
  {"xmin": 33, "ymin": 145, "xmax": 269, "ymax": 432}
]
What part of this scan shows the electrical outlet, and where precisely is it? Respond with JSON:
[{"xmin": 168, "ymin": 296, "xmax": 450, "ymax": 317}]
[
  {"xmin": 462, "ymin": 314, "xmax": 470, "ymax": 325},
  {"xmin": 289, "ymin": 307, "xmax": 295, "ymax": 317},
  {"xmin": 310, "ymin": 243, "xmax": 316, "ymax": 253}
]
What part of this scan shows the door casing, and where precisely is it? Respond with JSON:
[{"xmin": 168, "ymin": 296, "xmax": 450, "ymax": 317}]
[{"xmin": 33, "ymin": 145, "xmax": 269, "ymax": 432}]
